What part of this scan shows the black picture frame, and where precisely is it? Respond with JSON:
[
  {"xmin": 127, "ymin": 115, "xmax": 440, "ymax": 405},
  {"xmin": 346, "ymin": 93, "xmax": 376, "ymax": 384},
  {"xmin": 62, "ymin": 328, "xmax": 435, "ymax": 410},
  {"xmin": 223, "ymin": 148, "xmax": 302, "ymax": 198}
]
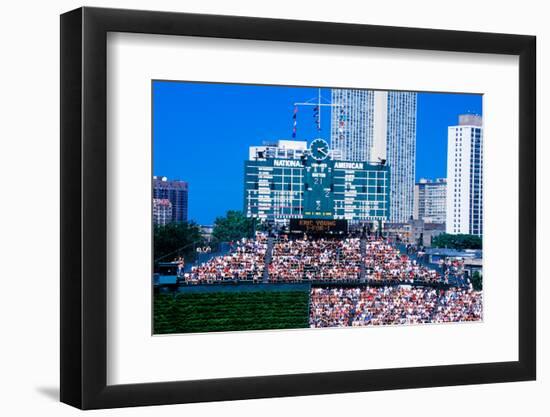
[{"xmin": 60, "ymin": 6, "xmax": 536, "ymax": 410}]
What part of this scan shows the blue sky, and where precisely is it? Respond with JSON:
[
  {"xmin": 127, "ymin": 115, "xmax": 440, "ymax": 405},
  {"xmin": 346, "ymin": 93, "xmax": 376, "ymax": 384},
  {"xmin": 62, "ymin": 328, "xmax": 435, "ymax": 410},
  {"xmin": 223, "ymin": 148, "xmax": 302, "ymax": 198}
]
[{"xmin": 153, "ymin": 81, "xmax": 482, "ymax": 225}]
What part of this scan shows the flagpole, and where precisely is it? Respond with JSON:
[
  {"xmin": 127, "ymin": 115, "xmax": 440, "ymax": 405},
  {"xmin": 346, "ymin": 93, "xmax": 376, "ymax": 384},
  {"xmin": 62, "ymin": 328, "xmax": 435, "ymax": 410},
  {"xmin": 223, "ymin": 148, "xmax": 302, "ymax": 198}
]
[
  {"xmin": 318, "ymin": 88, "xmax": 321, "ymax": 130},
  {"xmin": 293, "ymin": 89, "xmax": 342, "ymax": 137}
]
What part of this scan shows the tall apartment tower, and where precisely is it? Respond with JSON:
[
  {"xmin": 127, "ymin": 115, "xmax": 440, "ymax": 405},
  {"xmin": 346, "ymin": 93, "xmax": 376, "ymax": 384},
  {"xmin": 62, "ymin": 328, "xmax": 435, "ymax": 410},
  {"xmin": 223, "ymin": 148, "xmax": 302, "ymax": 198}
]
[
  {"xmin": 153, "ymin": 176, "xmax": 189, "ymax": 223},
  {"xmin": 445, "ymin": 114, "xmax": 483, "ymax": 236},
  {"xmin": 331, "ymin": 89, "xmax": 417, "ymax": 222},
  {"xmin": 152, "ymin": 198, "xmax": 173, "ymax": 226},
  {"xmin": 413, "ymin": 178, "xmax": 447, "ymax": 224}
]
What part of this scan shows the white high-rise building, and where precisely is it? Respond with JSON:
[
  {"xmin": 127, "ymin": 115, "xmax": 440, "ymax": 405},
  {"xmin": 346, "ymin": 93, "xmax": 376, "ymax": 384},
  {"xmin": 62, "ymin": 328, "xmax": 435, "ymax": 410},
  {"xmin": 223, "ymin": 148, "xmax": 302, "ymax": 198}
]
[
  {"xmin": 446, "ymin": 114, "xmax": 483, "ymax": 236},
  {"xmin": 331, "ymin": 89, "xmax": 374, "ymax": 162},
  {"xmin": 413, "ymin": 178, "xmax": 447, "ymax": 223},
  {"xmin": 331, "ymin": 89, "xmax": 417, "ymax": 222}
]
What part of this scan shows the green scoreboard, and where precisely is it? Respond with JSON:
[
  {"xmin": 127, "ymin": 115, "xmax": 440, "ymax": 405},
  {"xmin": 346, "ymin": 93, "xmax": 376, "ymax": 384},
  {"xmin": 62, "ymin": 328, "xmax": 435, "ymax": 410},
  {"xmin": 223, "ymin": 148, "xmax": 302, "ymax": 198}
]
[{"xmin": 244, "ymin": 139, "xmax": 390, "ymax": 223}]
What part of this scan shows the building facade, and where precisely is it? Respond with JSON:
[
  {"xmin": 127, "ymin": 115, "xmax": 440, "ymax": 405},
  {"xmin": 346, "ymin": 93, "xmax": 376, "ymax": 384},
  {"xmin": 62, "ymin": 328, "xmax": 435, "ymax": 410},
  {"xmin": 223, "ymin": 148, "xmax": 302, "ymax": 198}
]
[
  {"xmin": 244, "ymin": 139, "xmax": 389, "ymax": 223},
  {"xmin": 249, "ymin": 139, "xmax": 308, "ymax": 161},
  {"xmin": 153, "ymin": 176, "xmax": 189, "ymax": 223},
  {"xmin": 152, "ymin": 198, "xmax": 173, "ymax": 226},
  {"xmin": 413, "ymin": 178, "xmax": 447, "ymax": 224},
  {"xmin": 331, "ymin": 89, "xmax": 376, "ymax": 162},
  {"xmin": 330, "ymin": 89, "xmax": 417, "ymax": 223},
  {"xmin": 446, "ymin": 114, "xmax": 483, "ymax": 236}
]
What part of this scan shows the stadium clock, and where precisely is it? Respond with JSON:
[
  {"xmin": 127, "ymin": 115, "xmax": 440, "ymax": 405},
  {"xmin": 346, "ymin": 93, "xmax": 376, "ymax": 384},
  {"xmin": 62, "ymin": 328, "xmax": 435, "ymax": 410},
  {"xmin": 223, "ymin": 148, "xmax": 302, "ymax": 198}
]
[{"xmin": 309, "ymin": 138, "xmax": 330, "ymax": 161}]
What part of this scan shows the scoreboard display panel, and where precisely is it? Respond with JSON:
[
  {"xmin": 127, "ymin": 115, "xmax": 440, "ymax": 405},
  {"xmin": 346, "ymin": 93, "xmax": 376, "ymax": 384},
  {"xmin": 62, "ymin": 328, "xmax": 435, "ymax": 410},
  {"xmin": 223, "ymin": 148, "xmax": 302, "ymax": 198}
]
[
  {"xmin": 244, "ymin": 159, "xmax": 305, "ymax": 220},
  {"xmin": 332, "ymin": 161, "xmax": 390, "ymax": 221},
  {"xmin": 289, "ymin": 218, "xmax": 348, "ymax": 235},
  {"xmin": 303, "ymin": 161, "xmax": 333, "ymax": 218},
  {"xmin": 244, "ymin": 139, "xmax": 390, "ymax": 223}
]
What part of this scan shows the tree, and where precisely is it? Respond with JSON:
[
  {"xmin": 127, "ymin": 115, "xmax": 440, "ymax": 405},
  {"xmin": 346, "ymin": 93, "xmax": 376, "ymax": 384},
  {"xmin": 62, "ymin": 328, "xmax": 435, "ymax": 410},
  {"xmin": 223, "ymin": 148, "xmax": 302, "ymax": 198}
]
[
  {"xmin": 431, "ymin": 233, "xmax": 482, "ymax": 250},
  {"xmin": 154, "ymin": 221, "xmax": 204, "ymax": 265},
  {"xmin": 212, "ymin": 210, "xmax": 255, "ymax": 243},
  {"xmin": 471, "ymin": 270, "xmax": 483, "ymax": 291}
]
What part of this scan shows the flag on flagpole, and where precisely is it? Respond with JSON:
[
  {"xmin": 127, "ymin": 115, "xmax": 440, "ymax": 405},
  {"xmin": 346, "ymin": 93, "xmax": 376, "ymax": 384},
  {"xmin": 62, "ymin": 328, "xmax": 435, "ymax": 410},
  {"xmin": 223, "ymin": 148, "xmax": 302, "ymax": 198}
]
[
  {"xmin": 292, "ymin": 106, "xmax": 298, "ymax": 138},
  {"xmin": 313, "ymin": 106, "xmax": 320, "ymax": 131}
]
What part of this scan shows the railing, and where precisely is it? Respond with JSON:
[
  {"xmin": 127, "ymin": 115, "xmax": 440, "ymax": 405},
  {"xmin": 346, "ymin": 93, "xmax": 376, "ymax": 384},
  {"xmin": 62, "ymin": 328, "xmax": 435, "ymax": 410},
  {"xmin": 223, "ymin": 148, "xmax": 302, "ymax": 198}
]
[{"xmin": 177, "ymin": 276, "xmax": 457, "ymax": 290}]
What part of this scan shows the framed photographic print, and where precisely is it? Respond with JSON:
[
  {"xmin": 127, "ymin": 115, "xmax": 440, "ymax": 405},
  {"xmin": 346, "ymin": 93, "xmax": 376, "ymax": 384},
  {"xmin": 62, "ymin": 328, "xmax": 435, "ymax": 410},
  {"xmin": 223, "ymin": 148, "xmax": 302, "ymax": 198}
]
[{"xmin": 60, "ymin": 6, "xmax": 536, "ymax": 409}]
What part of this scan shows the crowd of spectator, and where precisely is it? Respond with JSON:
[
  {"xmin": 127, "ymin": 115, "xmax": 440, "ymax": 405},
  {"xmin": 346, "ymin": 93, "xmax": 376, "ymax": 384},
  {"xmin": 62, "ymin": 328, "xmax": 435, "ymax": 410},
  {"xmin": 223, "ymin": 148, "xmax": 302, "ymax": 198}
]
[
  {"xmin": 268, "ymin": 236, "xmax": 361, "ymax": 282},
  {"xmin": 364, "ymin": 239, "xmax": 442, "ymax": 284},
  {"xmin": 178, "ymin": 233, "xmax": 482, "ymax": 328},
  {"xmin": 440, "ymin": 258, "xmax": 465, "ymax": 280},
  {"xmin": 309, "ymin": 286, "xmax": 482, "ymax": 327},
  {"xmin": 182, "ymin": 234, "xmax": 459, "ymax": 284},
  {"xmin": 183, "ymin": 234, "xmax": 267, "ymax": 283}
]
